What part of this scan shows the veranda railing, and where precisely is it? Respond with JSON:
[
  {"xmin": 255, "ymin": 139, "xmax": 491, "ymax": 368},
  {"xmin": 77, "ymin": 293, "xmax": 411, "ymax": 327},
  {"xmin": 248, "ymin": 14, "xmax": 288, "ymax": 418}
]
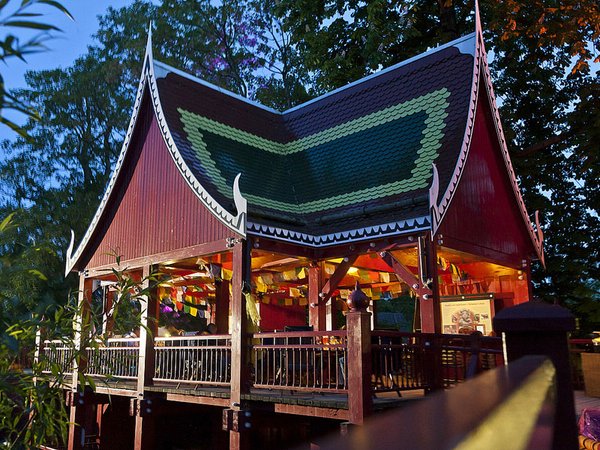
[
  {"xmin": 251, "ymin": 331, "xmax": 348, "ymax": 392},
  {"xmin": 41, "ymin": 339, "xmax": 74, "ymax": 376},
  {"xmin": 371, "ymin": 331, "xmax": 504, "ymax": 392},
  {"xmin": 153, "ymin": 335, "xmax": 231, "ymax": 385},
  {"xmin": 85, "ymin": 338, "xmax": 140, "ymax": 380}
]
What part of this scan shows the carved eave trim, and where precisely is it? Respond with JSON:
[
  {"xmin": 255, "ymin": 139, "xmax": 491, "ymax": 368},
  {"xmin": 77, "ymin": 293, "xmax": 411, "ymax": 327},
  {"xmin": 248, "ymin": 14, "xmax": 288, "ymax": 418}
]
[
  {"xmin": 64, "ymin": 29, "xmax": 153, "ymax": 277},
  {"xmin": 429, "ymin": 23, "xmax": 481, "ymax": 237},
  {"xmin": 64, "ymin": 27, "xmax": 247, "ymax": 276},
  {"xmin": 480, "ymin": 47, "xmax": 544, "ymax": 263},
  {"xmin": 146, "ymin": 56, "xmax": 247, "ymax": 235},
  {"xmin": 428, "ymin": 2, "xmax": 544, "ymax": 263},
  {"xmin": 247, "ymin": 215, "xmax": 430, "ymax": 247}
]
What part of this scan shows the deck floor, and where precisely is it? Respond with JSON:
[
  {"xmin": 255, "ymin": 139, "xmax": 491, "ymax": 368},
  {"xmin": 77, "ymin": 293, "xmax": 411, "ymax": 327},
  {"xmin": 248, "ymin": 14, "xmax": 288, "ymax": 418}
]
[{"xmin": 575, "ymin": 390, "xmax": 600, "ymax": 416}]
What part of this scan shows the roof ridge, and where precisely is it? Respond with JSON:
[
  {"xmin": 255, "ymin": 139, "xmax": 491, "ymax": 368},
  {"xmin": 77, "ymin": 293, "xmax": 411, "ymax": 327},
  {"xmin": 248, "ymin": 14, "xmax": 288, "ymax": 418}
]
[{"xmin": 153, "ymin": 32, "xmax": 476, "ymax": 116}]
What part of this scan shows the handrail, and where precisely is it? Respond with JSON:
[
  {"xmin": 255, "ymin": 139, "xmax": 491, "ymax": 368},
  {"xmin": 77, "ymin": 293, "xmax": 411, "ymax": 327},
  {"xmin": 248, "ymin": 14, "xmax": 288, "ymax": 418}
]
[
  {"xmin": 319, "ymin": 355, "xmax": 556, "ymax": 450},
  {"xmin": 153, "ymin": 335, "xmax": 232, "ymax": 385},
  {"xmin": 251, "ymin": 331, "xmax": 348, "ymax": 392}
]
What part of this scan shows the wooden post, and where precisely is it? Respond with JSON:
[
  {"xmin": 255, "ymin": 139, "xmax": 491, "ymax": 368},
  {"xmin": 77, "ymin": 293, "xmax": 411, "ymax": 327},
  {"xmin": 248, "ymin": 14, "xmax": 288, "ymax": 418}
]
[
  {"xmin": 493, "ymin": 301, "xmax": 577, "ymax": 450},
  {"xmin": 134, "ymin": 265, "xmax": 158, "ymax": 450},
  {"xmin": 418, "ymin": 235, "xmax": 441, "ymax": 333},
  {"xmin": 309, "ymin": 264, "xmax": 326, "ymax": 331},
  {"xmin": 68, "ymin": 274, "xmax": 93, "ymax": 450},
  {"xmin": 215, "ymin": 277, "xmax": 230, "ymax": 333},
  {"xmin": 346, "ymin": 282, "xmax": 372, "ymax": 425},
  {"xmin": 229, "ymin": 238, "xmax": 251, "ymax": 450}
]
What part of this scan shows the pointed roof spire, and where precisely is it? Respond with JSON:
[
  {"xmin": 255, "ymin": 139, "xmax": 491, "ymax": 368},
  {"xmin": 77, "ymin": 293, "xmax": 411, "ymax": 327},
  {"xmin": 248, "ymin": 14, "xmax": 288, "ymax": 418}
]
[
  {"xmin": 145, "ymin": 21, "xmax": 154, "ymax": 62},
  {"xmin": 474, "ymin": 0, "xmax": 482, "ymax": 36}
]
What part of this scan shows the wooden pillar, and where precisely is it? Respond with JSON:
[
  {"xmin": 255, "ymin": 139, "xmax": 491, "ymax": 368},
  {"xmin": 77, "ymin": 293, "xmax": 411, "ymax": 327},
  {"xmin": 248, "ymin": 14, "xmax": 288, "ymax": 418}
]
[
  {"xmin": 215, "ymin": 277, "xmax": 230, "ymax": 333},
  {"xmin": 346, "ymin": 282, "xmax": 373, "ymax": 425},
  {"xmin": 418, "ymin": 235, "xmax": 441, "ymax": 333},
  {"xmin": 494, "ymin": 301, "xmax": 577, "ymax": 450},
  {"xmin": 308, "ymin": 264, "xmax": 326, "ymax": 331},
  {"xmin": 229, "ymin": 238, "xmax": 251, "ymax": 450},
  {"xmin": 68, "ymin": 274, "xmax": 93, "ymax": 450},
  {"xmin": 134, "ymin": 266, "xmax": 158, "ymax": 450}
]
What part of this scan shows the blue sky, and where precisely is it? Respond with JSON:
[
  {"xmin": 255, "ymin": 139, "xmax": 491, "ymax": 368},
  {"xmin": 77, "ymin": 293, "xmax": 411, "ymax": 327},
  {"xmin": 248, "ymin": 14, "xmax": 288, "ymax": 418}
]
[{"xmin": 1, "ymin": 0, "xmax": 133, "ymax": 141}]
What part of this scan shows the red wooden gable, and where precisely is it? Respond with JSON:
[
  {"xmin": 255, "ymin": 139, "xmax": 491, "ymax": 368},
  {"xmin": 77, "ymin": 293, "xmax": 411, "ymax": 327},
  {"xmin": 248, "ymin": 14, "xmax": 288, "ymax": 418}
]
[
  {"xmin": 438, "ymin": 87, "xmax": 536, "ymax": 268},
  {"xmin": 80, "ymin": 99, "xmax": 236, "ymax": 270}
]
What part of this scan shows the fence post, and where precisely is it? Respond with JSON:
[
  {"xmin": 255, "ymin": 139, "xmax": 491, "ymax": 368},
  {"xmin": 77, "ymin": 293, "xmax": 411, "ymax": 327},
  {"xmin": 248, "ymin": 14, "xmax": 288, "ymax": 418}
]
[
  {"xmin": 346, "ymin": 282, "xmax": 372, "ymax": 425},
  {"xmin": 493, "ymin": 301, "xmax": 577, "ymax": 450}
]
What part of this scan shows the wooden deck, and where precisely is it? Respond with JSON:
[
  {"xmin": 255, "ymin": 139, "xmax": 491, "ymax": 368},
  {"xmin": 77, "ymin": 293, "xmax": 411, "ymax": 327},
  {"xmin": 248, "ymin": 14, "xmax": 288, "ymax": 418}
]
[{"xmin": 575, "ymin": 390, "xmax": 600, "ymax": 416}]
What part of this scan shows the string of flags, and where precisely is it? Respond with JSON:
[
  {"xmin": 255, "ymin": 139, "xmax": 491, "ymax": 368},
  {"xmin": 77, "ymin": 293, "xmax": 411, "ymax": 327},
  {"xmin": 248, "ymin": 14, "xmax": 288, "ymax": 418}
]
[
  {"xmin": 158, "ymin": 286, "xmax": 212, "ymax": 319},
  {"xmin": 437, "ymin": 256, "xmax": 467, "ymax": 280},
  {"xmin": 158, "ymin": 265, "xmax": 409, "ymax": 315}
]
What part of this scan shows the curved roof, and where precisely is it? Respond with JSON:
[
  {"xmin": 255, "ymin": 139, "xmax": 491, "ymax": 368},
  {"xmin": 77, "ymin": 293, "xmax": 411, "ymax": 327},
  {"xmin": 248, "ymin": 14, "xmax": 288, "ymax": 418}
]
[
  {"xmin": 65, "ymin": 19, "xmax": 544, "ymax": 274},
  {"xmin": 154, "ymin": 34, "xmax": 476, "ymax": 245}
]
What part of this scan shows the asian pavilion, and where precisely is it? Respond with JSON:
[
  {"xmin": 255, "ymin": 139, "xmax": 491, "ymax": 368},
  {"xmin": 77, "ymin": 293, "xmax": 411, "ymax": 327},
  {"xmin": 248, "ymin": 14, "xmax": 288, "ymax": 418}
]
[{"xmin": 54, "ymin": 9, "xmax": 544, "ymax": 450}]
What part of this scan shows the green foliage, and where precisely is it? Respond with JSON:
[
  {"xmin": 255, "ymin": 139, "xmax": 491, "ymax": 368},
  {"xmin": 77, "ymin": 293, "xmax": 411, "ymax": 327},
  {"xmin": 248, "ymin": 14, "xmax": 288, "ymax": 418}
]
[
  {"xmin": 0, "ymin": 213, "xmax": 156, "ymax": 447},
  {"xmin": 0, "ymin": 0, "xmax": 72, "ymax": 137},
  {"xmin": 275, "ymin": 0, "xmax": 600, "ymax": 328}
]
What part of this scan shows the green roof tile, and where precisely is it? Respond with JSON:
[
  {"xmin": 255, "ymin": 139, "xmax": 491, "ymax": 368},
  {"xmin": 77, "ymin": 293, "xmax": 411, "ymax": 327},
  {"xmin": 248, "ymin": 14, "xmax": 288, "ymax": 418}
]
[{"xmin": 178, "ymin": 88, "xmax": 450, "ymax": 214}]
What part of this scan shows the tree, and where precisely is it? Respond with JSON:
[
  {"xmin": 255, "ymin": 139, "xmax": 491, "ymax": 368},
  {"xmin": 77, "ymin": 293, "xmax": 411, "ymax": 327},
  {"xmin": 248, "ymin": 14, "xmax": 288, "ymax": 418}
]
[
  {"xmin": 275, "ymin": 0, "xmax": 600, "ymax": 330},
  {"xmin": 0, "ymin": 0, "xmax": 72, "ymax": 137}
]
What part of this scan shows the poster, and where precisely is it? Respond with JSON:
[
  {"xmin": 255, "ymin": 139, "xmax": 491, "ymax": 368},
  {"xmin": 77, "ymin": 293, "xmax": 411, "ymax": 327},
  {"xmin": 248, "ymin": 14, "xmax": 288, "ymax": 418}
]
[{"xmin": 441, "ymin": 298, "xmax": 494, "ymax": 335}]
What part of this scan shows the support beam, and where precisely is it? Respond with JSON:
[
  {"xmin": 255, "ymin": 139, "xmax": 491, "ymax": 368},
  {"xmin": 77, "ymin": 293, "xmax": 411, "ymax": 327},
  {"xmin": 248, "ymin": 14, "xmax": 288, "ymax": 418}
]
[
  {"xmin": 68, "ymin": 275, "xmax": 93, "ymax": 450},
  {"xmin": 84, "ymin": 238, "xmax": 237, "ymax": 278},
  {"xmin": 320, "ymin": 256, "xmax": 358, "ymax": 304},
  {"xmin": 230, "ymin": 239, "xmax": 251, "ymax": 450},
  {"xmin": 133, "ymin": 265, "xmax": 158, "ymax": 450},
  {"xmin": 215, "ymin": 277, "xmax": 230, "ymax": 334},
  {"xmin": 380, "ymin": 251, "xmax": 432, "ymax": 298},
  {"xmin": 308, "ymin": 264, "xmax": 326, "ymax": 331},
  {"xmin": 137, "ymin": 265, "xmax": 157, "ymax": 393},
  {"xmin": 419, "ymin": 235, "xmax": 441, "ymax": 333}
]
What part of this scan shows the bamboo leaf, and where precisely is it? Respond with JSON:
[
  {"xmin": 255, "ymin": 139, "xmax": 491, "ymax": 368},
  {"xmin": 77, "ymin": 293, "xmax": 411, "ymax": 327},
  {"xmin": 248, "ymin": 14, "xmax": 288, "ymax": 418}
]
[
  {"xmin": 2, "ymin": 20, "xmax": 59, "ymax": 31},
  {"xmin": 38, "ymin": 0, "xmax": 74, "ymax": 21}
]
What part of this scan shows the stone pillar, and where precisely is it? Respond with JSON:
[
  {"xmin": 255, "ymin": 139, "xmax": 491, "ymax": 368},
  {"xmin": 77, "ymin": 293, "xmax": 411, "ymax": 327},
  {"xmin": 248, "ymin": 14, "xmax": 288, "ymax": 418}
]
[
  {"xmin": 346, "ymin": 282, "xmax": 372, "ymax": 425},
  {"xmin": 493, "ymin": 301, "xmax": 577, "ymax": 450}
]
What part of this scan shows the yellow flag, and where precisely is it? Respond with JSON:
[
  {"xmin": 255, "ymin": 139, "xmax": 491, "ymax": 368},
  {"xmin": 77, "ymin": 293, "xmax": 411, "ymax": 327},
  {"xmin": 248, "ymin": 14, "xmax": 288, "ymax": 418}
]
[{"xmin": 222, "ymin": 268, "xmax": 233, "ymax": 280}]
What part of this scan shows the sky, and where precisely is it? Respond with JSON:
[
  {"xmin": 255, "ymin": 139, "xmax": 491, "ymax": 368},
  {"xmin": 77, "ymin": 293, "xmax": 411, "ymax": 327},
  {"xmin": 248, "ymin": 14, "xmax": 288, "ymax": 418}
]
[{"xmin": 1, "ymin": 0, "xmax": 134, "ymax": 141}]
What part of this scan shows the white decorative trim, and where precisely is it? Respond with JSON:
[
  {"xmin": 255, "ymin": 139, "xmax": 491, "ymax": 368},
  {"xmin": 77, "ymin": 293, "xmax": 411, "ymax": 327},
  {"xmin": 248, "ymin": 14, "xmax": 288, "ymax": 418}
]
[
  {"xmin": 428, "ymin": 163, "xmax": 441, "ymax": 237},
  {"xmin": 480, "ymin": 40, "xmax": 544, "ymax": 262},
  {"xmin": 146, "ymin": 55, "xmax": 247, "ymax": 234},
  {"xmin": 64, "ymin": 27, "xmax": 247, "ymax": 275},
  {"xmin": 64, "ymin": 28, "xmax": 154, "ymax": 276},
  {"xmin": 429, "ymin": 24, "xmax": 481, "ymax": 234},
  {"xmin": 247, "ymin": 216, "xmax": 431, "ymax": 247},
  {"xmin": 429, "ymin": 1, "xmax": 544, "ymax": 262}
]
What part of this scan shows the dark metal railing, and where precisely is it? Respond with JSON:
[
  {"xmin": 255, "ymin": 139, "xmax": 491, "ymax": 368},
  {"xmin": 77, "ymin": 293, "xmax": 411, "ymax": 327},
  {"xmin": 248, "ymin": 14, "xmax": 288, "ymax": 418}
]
[
  {"xmin": 436, "ymin": 333, "xmax": 504, "ymax": 388},
  {"xmin": 85, "ymin": 338, "xmax": 140, "ymax": 379},
  {"xmin": 371, "ymin": 331, "xmax": 431, "ymax": 393},
  {"xmin": 153, "ymin": 335, "xmax": 231, "ymax": 385},
  {"xmin": 371, "ymin": 331, "xmax": 504, "ymax": 392},
  {"xmin": 252, "ymin": 331, "xmax": 348, "ymax": 392}
]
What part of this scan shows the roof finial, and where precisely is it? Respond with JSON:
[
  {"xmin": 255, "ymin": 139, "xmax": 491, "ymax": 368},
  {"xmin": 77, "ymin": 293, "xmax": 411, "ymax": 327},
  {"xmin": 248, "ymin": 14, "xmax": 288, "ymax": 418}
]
[
  {"xmin": 474, "ymin": 0, "xmax": 482, "ymax": 37},
  {"xmin": 145, "ymin": 21, "xmax": 154, "ymax": 61}
]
